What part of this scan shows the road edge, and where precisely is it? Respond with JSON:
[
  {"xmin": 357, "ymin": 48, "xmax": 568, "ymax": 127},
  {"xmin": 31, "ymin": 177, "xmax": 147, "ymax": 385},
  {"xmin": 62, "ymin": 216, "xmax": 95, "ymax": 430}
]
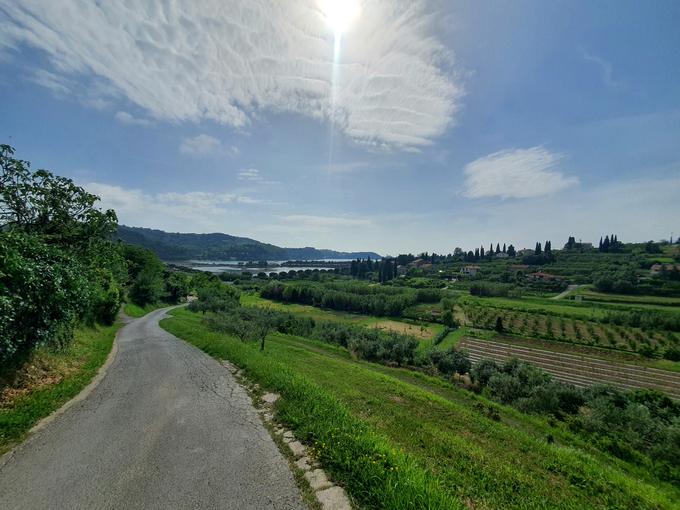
[{"xmin": 0, "ymin": 318, "xmax": 125, "ymax": 468}]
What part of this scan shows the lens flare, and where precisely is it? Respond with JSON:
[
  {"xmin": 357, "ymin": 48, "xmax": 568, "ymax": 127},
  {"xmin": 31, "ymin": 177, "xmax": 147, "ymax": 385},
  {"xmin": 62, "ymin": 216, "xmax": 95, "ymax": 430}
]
[{"xmin": 318, "ymin": 0, "xmax": 361, "ymax": 34}]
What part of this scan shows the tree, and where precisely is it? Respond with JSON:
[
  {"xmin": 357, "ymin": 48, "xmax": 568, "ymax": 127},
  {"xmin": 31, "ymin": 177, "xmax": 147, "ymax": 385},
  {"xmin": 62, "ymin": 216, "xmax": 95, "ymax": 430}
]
[
  {"xmin": 190, "ymin": 280, "xmax": 240, "ymax": 314},
  {"xmin": 0, "ymin": 232, "xmax": 91, "ymax": 361},
  {"xmin": 502, "ymin": 243, "xmax": 507, "ymax": 253},
  {"xmin": 645, "ymin": 241, "xmax": 662, "ymax": 254},
  {"xmin": 495, "ymin": 316, "xmax": 504, "ymax": 333},
  {"xmin": 480, "ymin": 246, "xmax": 485, "ymax": 258},
  {"xmin": 0, "ymin": 145, "xmax": 117, "ymax": 252},
  {"xmin": 166, "ymin": 271, "xmax": 192, "ymax": 303},
  {"xmin": 535, "ymin": 242, "xmax": 542, "ymax": 255},
  {"xmin": 496, "ymin": 243, "xmax": 501, "ymax": 254},
  {"xmin": 129, "ymin": 264, "xmax": 164, "ymax": 306},
  {"xmin": 442, "ymin": 309, "xmax": 456, "ymax": 327},
  {"xmin": 507, "ymin": 244, "xmax": 516, "ymax": 257}
]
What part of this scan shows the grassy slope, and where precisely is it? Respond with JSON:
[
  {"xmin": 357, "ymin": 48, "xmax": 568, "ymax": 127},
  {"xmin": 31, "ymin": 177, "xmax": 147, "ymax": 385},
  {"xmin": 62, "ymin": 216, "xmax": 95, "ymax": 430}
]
[
  {"xmin": 0, "ymin": 322, "xmax": 120, "ymax": 454},
  {"xmin": 123, "ymin": 301, "xmax": 169, "ymax": 318},
  {"xmin": 162, "ymin": 308, "xmax": 679, "ymax": 510}
]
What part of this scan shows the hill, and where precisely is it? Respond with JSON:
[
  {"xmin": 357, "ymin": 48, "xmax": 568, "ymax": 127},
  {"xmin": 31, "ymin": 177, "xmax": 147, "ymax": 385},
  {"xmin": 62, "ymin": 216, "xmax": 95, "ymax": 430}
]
[{"xmin": 117, "ymin": 225, "xmax": 381, "ymax": 261}]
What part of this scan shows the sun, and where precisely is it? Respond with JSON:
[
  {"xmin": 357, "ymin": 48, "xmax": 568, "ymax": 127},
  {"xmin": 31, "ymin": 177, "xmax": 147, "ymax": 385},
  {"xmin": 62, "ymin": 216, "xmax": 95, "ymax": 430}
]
[{"xmin": 318, "ymin": 0, "xmax": 361, "ymax": 34}]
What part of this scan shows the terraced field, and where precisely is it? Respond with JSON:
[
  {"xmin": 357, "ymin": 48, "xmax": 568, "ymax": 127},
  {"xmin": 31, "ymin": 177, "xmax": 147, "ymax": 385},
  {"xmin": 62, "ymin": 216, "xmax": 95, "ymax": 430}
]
[
  {"xmin": 461, "ymin": 303, "xmax": 678, "ymax": 354},
  {"xmin": 459, "ymin": 337, "xmax": 680, "ymax": 399}
]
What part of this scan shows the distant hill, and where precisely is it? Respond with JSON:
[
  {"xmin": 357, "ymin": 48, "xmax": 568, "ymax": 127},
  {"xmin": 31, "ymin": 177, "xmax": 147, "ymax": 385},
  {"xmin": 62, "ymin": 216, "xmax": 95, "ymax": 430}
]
[{"xmin": 117, "ymin": 225, "xmax": 381, "ymax": 261}]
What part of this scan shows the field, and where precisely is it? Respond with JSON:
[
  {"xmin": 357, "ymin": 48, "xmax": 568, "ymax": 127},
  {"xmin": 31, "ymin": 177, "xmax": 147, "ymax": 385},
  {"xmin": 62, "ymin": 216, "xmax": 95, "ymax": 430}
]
[
  {"xmin": 161, "ymin": 308, "xmax": 680, "ymax": 509},
  {"xmin": 461, "ymin": 303, "xmax": 679, "ymax": 353},
  {"xmin": 242, "ymin": 293, "xmax": 444, "ymax": 341},
  {"xmin": 459, "ymin": 337, "xmax": 680, "ymax": 399}
]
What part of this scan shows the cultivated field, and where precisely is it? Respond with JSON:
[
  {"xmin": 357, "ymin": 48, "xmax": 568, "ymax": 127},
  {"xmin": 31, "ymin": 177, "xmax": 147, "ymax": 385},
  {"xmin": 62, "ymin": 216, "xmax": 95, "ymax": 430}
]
[{"xmin": 459, "ymin": 337, "xmax": 680, "ymax": 399}]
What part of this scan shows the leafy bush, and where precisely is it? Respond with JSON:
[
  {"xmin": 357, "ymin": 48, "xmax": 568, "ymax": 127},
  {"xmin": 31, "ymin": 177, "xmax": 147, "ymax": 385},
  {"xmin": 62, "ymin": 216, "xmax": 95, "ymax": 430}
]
[
  {"xmin": 0, "ymin": 232, "xmax": 90, "ymax": 361},
  {"xmin": 429, "ymin": 348, "xmax": 470, "ymax": 376}
]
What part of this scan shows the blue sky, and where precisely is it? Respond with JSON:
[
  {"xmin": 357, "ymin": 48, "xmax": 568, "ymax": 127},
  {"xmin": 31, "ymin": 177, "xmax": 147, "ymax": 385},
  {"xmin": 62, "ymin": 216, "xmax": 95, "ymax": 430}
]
[{"xmin": 1, "ymin": 0, "xmax": 679, "ymax": 255}]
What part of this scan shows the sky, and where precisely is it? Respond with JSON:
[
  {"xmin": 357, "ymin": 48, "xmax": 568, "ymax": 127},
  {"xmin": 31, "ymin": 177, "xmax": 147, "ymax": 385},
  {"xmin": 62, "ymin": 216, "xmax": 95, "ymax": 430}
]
[{"xmin": 1, "ymin": 0, "xmax": 679, "ymax": 256}]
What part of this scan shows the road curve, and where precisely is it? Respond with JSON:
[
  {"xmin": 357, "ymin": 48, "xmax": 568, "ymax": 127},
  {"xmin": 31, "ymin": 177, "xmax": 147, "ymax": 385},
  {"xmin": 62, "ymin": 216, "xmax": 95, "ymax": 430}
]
[{"xmin": 0, "ymin": 307, "xmax": 305, "ymax": 510}]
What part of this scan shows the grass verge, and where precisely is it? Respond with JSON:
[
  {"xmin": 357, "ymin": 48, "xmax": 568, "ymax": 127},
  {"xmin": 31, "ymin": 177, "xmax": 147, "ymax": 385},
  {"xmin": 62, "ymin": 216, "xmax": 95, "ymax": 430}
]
[
  {"xmin": 162, "ymin": 308, "xmax": 679, "ymax": 509},
  {"xmin": 0, "ymin": 322, "xmax": 120, "ymax": 455},
  {"xmin": 123, "ymin": 301, "xmax": 169, "ymax": 318}
]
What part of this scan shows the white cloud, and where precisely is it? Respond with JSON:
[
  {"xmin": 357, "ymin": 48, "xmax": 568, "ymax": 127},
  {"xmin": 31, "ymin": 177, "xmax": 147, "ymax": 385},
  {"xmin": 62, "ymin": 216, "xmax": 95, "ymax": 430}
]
[
  {"xmin": 27, "ymin": 69, "xmax": 71, "ymax": 95},
  {"xmin": 582, "ymin": 49, "xmax": 622, "ymax": 88},
  {"xmin": 179, "ymin": 134, "xmax": 237, "ymax": 157},
  {"xmin": 238, "ymin": 168, "xmax": 263, "ymax": 182},
  {"xmin": 463, "ymin": 146, "xmax": 578, "ymax": 199},
  {"xmin": 114, "ymin": 110, "xmax": 153, "ymax": 127},
  {"xmin": 179, "ymin": 134, "xmax": 222, "ymax": 156},
  {"xmin": 0, "ymin": 1, "xmax": 461, "ymax": 150}
]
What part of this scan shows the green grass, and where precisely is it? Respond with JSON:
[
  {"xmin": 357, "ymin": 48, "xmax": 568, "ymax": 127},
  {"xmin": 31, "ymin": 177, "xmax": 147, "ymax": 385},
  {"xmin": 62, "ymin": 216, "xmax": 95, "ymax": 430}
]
[
  {"xmin": 0, "ymin": 322, "xmax": 121, "ymax": 454},
  {"xmin": 123, "ymin": 301, "xmax": 169, "ymax": 318},
  {"xmin": 161, "ymin": 308, "xmax": 680, "ymax": 509},
  {"xmin": 575, "ymin": 288, "xmax": 680, "ymax": 309}
]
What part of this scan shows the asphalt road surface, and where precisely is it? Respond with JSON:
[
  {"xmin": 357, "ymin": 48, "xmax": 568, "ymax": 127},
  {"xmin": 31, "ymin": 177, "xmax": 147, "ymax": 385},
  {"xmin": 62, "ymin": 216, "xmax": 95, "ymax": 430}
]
[{"xmin": 0, "ymin": 307, "xmax": 305, "ymax": 510}]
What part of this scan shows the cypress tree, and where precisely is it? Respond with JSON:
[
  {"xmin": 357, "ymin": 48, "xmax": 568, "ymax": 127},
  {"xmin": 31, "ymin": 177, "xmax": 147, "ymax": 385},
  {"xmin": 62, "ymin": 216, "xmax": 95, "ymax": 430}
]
[{"xmin": 502, "ymin": 243, "xmax": 506, "ymax": 253}]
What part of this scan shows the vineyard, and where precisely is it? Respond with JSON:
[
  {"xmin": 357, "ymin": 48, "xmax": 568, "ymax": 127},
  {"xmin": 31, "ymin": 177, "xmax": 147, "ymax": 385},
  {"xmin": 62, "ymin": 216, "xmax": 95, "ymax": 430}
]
[
  {"xmin": 461, "ymin": 303, "xmax": 679, "ymax": 356},
  {"xmin": 459, "ymin": 337, "xmax": 680, "ymax": 399}
]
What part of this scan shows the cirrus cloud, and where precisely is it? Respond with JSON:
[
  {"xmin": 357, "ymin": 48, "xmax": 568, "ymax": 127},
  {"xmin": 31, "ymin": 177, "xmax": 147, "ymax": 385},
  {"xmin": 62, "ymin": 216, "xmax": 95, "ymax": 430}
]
[
  {"xmin": 0, "ymin": 0, "xmax": 461, "ymax": 150},
  {"xmin": 463, "ymin": 146, "xmax": 578, "ymax": 199}
]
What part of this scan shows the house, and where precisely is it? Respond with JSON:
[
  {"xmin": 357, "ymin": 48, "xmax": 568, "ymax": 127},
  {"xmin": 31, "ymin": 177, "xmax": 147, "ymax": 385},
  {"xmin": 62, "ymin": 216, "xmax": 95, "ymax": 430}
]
[
  {"xmin": 460, "ymin": 265, "xmax": 481, "ymax": 277},
  {"xmin": 494, "ymin": 252, "xmax": 509, "ymax": 259},
  {"xmin": 527, "ymin": 271, "xmax": 560, "ymax": 281},
  {"xmin": 407, "ymin": 258, "xmax": 432, "ymax": 270},
  {"xmin": 517, "ymin": 249, "xmax": 534, "ymax": 256}
]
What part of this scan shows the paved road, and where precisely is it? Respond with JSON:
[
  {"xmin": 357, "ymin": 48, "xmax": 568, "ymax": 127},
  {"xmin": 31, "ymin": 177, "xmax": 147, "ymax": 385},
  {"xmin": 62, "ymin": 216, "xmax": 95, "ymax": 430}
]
[{"xmin": 0, "ymin": 307, "xmax": 305, "ymax": 510}]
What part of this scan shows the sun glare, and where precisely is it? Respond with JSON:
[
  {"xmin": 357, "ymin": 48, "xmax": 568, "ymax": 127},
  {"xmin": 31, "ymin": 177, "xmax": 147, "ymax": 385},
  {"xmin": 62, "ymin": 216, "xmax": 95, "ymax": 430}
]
[{"xmin": 318, "ymin": 0, "xmax": 361, "ymax": 34}]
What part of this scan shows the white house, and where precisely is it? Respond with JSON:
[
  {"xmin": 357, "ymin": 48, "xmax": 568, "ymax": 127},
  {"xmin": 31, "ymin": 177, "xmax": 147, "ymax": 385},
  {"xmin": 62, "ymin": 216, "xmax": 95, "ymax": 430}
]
[{"xmin": 460, "ymin": 265, "xmax": 480, "ymax": 277}]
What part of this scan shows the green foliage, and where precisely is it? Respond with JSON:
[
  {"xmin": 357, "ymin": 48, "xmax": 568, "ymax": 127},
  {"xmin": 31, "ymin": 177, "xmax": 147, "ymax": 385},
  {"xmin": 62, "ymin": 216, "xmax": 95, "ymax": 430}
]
[
  {"xmin": 0, "ymin": 145, "xmax": 117, "ymax": 251},
  {"xmin": 0, "ymin": 232, "xmax": 90, "ymax": 361},
  {"xmin": 469, "ymin": 282, "xmax": 519, "ymax": 298},
  {"xmin": 261, "ymin": 280, "xmax": 435, "ymax": 317},
  {"xmin": 429, "ymin": 348, "xmax": 470, "ymax": 376},
  {"xmin": 469, "ymin": 357, "xmax": 680, "ymax": 481},
  {"xmin": 188, "ymin": 277, "xmax": 241, "ymax": 314},
  {"xmin": 165, "ymin": 271, "xmax": 192, "ymax": 303},
  {"xmin": 1, "ymin": 146, "xmax": 127, "ymax": 364}
]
